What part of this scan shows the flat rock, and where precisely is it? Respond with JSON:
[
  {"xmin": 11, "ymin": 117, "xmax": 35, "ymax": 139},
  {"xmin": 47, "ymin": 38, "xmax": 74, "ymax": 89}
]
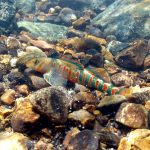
[
  {"xmin": 92, "ymin": 0, "xmax": 150, "ymax": 42},
  {"xmin": 115, "ymin": 40, "xmax": 149, "ymax": 69},
  {"xmin": 17, "ymin": 21, "xmax": 68, "ymax": 42},
  {"xmin": 118, "ymin": 129, "xmax": 150, "ymax": 150},
  {"xmin": 115, "ymin": 102, "xmax": 149, "ymax": 128},
  {"xmin": 97, "ymin": 95, "xmax": 127, "ymax": 108},
  {"xmin": 29, "ymin": 86, "xmax": 73, "ymax": 124}
]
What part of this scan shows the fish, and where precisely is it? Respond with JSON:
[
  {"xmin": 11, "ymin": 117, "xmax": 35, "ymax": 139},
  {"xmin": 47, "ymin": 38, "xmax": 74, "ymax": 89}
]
[{"xmin": 17, "ymin": 49, "xmax": 131, "ymax": 95}]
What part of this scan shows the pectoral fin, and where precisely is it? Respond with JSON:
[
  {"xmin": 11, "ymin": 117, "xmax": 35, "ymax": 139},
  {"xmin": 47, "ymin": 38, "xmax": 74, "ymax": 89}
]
[{"xmin": 43, "ymin": 68, "xmax": 67, "ymax": 87}]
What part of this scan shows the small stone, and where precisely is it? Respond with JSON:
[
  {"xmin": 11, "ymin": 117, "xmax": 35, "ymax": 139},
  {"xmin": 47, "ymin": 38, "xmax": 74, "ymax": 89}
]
[
  {"xmin": 67, "ymin": 130, "xmax": 99, "ymax": 150},
  {"xmin": 17, "ymin": 84, "xmax": 29, "ymax": 95},
  {"xmin": 0, "ymin": 89, "xmax": 16, "ymax": 105},
  {"xmin": 11, "ymin": 98, "xmax": 40, "ymax": 132},
  {"xmin": 0, "ymin": 132, "xmax": 29, "ymax": 150},
  {"xmin": 0, "ymin": 43, "xmax": 8, "ymax": 54},
  {"xmin": 115, "ymin": 102, "xmax": 148, "ymax": 128},
  {"xmin": 118, "ymin": 129, "xmax": 150, "ymax": 150},
  {"xmin": 97, "ymin": 95, "xmax": 127, "ymax": 108},
  {"xmin": 0, "ymin": 83, "xmax": 4, "ymax": 95},
  {"xmin": 29, "ymin": 86, "xmax": 72, "ymax": 124},
  {"xmin": 74, "ymin": 84, "xmax": 89, "ymax": 93},
  {"xmin": 111, "ymin": 72, "xmax": 132, "ymax": 87},
  {"xmin": 68, "ymin": 109, "xmax": 95, "ymax": 126},
  {"xmin": 144, "ymin": 55, "xmax": 150, "ymax": 69}
]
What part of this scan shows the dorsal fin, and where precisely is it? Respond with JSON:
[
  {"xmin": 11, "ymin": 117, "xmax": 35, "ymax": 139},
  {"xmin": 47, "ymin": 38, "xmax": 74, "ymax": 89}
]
[
  {"xmin": 86, "ymin": 67, "xmax": 111, "ymax": 83},
  {"xmin": 62, "ymin": 59, "xmax": 84, "ymax": 70}
]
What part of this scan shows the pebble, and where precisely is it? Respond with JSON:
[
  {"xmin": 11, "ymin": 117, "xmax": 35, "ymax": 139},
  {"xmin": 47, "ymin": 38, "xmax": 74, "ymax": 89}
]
[
  {"xmin": 16, "ymin": 84, "xmax": 29, "ymax": 95},
  {"xmin": 115, "ymin": 102, "xmax": 149, "ymax": 128},
  {"xmin": 0, "ymin": 89, "xmax": 16, "ymax": 105},
  {"xmin": 11, "ymin": 98, "xmax": 40, "ymax": 132}
]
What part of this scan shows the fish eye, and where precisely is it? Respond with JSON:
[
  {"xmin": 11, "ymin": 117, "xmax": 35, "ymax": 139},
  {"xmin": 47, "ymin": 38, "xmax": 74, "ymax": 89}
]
[{"xmin": 34, "ymin": 59, "xmax": 39, "ymax": 65}]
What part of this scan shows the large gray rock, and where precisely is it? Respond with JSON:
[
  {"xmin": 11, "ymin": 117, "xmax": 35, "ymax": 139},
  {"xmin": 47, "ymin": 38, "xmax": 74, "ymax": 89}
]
[
  {"xmin": 15, "ymin": 0, "xmax": 36, "ymax": 14},
  {"xmin": 17, "ymin": 21, "xmax": 68, "ymax": 41},
  {"xmin": 92, "ymin": 0, "xmax": 150, "ymax": 42},
  {"xmin": 0, "ymin": 0, "xmax": 17, "ymax": 34}
]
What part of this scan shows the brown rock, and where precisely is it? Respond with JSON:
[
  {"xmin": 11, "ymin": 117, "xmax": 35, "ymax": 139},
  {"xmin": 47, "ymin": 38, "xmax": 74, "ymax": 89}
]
[
  {"xmin": 67, "ymin": 130, "xmax": 99, "ymax": 150},
  {"xmin": 115, "ymin": 103, "xmax": 148, "ymax": 128},
  {"xmin": 11, "ymin": 98, "xmax": 40, "ymax": 132},
  {"xmin": 111, "ymin": 72, "xmax": 132, "ymax": 87},
  {"xmin": 0, "ymin": 89, "xmax": 16, "ymax": 105},
  {"xmin": 73, "ymin": 16, "xmax": 90, "ymax": 30},
  {"xmin": 68, "ymin": 109, "xmax": 95, "ymax": 126},
  {"xmin": 17, "ymin": 84, "xmax": 29, "ymax": 95},
  {"xmin": 29, "ymin": 86, "xmax": 72, "ymax": 124},
  {"xmin": 144, "ymin": 55, "xmax": 150, "ymax": 69},
  {"xmin": 118, "ymin": 129, "xmax": 150, "ymax": 150},
  {"xmin": 115, "ymin": 40, "xmax": 149, "ymax": 69}
]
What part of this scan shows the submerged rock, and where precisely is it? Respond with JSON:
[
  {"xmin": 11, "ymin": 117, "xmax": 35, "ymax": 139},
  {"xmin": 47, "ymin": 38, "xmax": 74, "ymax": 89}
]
[
  {"xmin": 29, "ymin": 86, "xmax": 72, "ymax": 124},
  {"xmin": 115, "ymin": 102, "xmax": 149, "ymax": 128},
  {"xmin": 92, "ymin": 0, "xmax": 150, "ymax": 41},
  {"xmin": 17, "ymin": 21, "xmax": 68, "ymax": 41},
  {"xmin": 115, "ymin": 40, "xmax": 149, "ymax": 69}
]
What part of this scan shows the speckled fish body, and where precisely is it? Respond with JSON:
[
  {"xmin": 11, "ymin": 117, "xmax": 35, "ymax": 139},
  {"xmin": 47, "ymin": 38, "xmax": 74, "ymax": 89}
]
[{"xmin": 17, "ymin": 50, "xmax": 123, "ymax": 95}]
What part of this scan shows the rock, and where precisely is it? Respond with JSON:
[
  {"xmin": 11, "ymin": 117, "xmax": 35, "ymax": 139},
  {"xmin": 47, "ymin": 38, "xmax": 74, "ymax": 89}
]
[
  {"xmin": 57, "ymin": 8, "xmax": 77, "ymax": 25},
  {"xmin": 15, "ymin": 0, "xmax": 36, "ymax": 14},
  {"xmin": 111, "ymin": 72, "xmax": 132, "ymax": 87},
  {"xmin": 0, "ymin": 132, "xmax": 29, "ymax": 150},
  {"xmin": 29, "ymin": 86, "xmax": 72, "ymax": 124},
  {"xmin": 0, "ymin": 0, "xmax": 17, "ymax": 35},
  {"xmin": 118, "ymin": 129, "xmax": 150, "ymax": 150},
  {"xmin": 74, "ymin": 84, "xmax": 89, "ymax": 93},
  {"xmin": 11, "ymin": 98, "xmax": 40, "ymax": 132},
  {"xmin": 115, "ymin": 40, "xmax": 149, "ymax": 69},
  {"xmin": 68, "ymin": 109, "xmax": 95, "ymax": 126},
  {"xmin": 6, "ymin": 36, "xmax": 21, "ymax": 50},
  {"xmin": 0, "ymin": 43, "xmax": 8, "ymax": 54},
  {"xmin": 92, "ymin": 0, "xmax": 150, "ymax": 42},
  {"xmin": 0, "ymin": 63, "xmax": 11, "ymax": 76},
  {"xmin": 17, "ymin": 21, "xmax": 68, "ymax": 42},
  {"xmin": 67, "ymin": 130, "xmax": 99, "ymax": 150},
  {"xmin": 0, "ymin": 83, "xmax": 4, "ymax": 95},
  {"xmin": 97, "ymin": 95, "xmax": 127, "ymax": 108},
  {"xmin": 0, "ymin": 89, "xmax": 16, "ymax": 105},
  {"xmin": 115, "ymin": 102, "xmax": 149, "ymax": 128},
  {"xmin": 29, "ymin": 75, "xmax": 49, "ymax": 90},
  {"xmin": 107, "ymin": 40, "xmax": 130, "ymax": 55},
  {"xmin": 73, "ymin": 16, "xmax": 90, "ymax": 30},
  {"xmin": 89, "ymin": 53, "xmax": 104, "ymax": 67}
]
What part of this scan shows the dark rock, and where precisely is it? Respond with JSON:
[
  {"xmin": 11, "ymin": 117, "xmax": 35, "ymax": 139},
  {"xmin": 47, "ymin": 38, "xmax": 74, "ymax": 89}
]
[
  {"xmin": 92, "ymin": 0, "xmax": 150, "ymax": 42},
  {"xmin": 115, "ymin": 40, "xmax": 149, "ymax": 69},
  {"xmin": 111, "ymin": 72, "xmax": 132, "ymax": 87},
  {"xmin": 0, "ymin": 0, "xmax": 17, "ymax": 35},
  {"xmin": 107, "ymin": 40, "xmax": 130, "ymax": 55},
  {"xmin": 0, "ymin": 83, "xmax": 4, "ymax": 96},
  {"xmin": 29, "ymin": 86, "xmax": 73, "ymax": 124},
  {"xmin": 0, "ymin": 63, "xmax": 11, "ymax": 76},
  {"xmin": 0, "ymin": 43, "xmax": 8, "ymax": 54},
  {"xmin": 67, "ymin": 130, "xmax": 99, "ymax": 150},
  {"xmin": 115, "ymin": 102, "xmax": 149, "ymax": 128},
  {"xmin": 11, "ymin": 98, "xmax": 40, "ymax": 132},
  {"xmin": 89, "ymin": 53, "xmax": 104, "ymax": 67},
  {"xmin": 86, "ymin": 49, "xmax": 99, "ymax": 55}
]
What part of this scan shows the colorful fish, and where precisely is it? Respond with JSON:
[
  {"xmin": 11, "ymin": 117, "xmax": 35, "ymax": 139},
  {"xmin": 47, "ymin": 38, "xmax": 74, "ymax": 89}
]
[{"xmin": 17, "ymin": 49, "xmax": 131, "ymax": 95}]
